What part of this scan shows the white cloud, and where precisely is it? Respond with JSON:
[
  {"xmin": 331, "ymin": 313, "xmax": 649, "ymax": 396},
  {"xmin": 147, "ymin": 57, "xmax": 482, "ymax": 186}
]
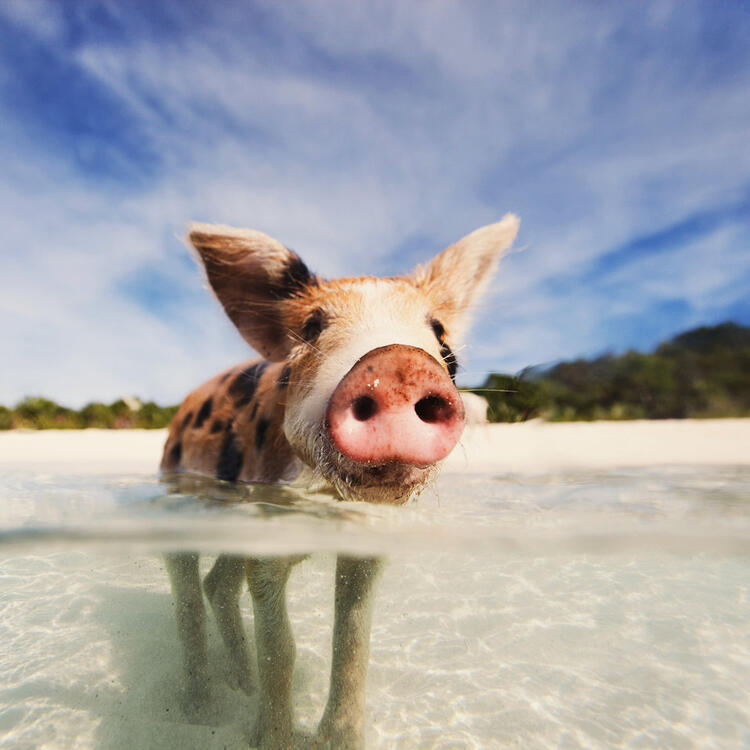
[
  {"xmin": 1, "ymin": 1, "xmax": 749, "ymax": 405},
  {"xmin": 0, "ymin": 0, "xmax": 65, "ymax": 41}
]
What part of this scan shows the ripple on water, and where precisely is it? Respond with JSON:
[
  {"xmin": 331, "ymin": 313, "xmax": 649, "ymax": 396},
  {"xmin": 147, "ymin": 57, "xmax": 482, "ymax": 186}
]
[{"xmin": 0, "ymin": 467, "xmax": 749, "ymax": 748}]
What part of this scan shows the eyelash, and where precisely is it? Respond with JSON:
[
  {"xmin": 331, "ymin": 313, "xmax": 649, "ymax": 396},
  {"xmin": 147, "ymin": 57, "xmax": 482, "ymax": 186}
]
[
  {"xmin": 302, "ymin": 309, "xmax": 326, "ymax": 342},
  {"xmin": 429, "ymin": 317, "xmax": 458, "ymax": 381}
]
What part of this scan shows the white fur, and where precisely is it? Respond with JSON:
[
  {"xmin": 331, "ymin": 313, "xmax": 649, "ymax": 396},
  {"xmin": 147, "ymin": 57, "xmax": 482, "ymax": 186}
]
[{"xmin": 286, "ymin": 280, "xmax": 442, "ymax": 443}]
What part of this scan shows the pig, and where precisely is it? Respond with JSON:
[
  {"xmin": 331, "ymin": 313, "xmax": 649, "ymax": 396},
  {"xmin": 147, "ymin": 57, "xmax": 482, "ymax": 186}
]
[{"xmin": 161, "ymin": 214, "xmax": 519, "ymax": 748}]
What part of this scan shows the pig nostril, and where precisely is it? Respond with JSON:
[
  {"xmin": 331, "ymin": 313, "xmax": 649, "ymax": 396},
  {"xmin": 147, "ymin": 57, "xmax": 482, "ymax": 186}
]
[
  {"xmin": 352, "ymin": 395, "xmax": 378, "ymax": 421},
  {"xmin": 414, "ymin": 395, "xmax": 452, "ymax": 423}
]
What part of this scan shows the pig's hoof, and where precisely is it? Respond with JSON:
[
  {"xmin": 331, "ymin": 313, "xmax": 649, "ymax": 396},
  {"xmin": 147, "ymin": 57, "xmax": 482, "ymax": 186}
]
[
  {"xmin": 177, "ymin": 677, "xmax": 216, "ymax": 721},
  {"xmin": 225, "ymin": 663, "xmax": 254, "ymax": 695},
  {"xmin": 312, "ymin": 722, "xmax": 364, "ymax": 750},
  {"xmin": 251, "ymin": 712, "xmax": 295, "ymax": 750}
]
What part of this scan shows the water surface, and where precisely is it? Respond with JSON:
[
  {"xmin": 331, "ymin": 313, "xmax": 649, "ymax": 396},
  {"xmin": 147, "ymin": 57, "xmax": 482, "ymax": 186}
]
[{"xmin": 1, "ymin": 467, "xmax": 749, "ymax": 748}]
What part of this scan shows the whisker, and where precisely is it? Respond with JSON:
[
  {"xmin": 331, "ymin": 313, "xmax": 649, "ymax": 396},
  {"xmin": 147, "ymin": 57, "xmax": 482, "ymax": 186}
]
[
  {"xmin": 286, "ymin": 327, "xmax": 323, "ymax": 355},
  {"xmin": 459, "ymin": 388, "xmax": 518, "ymax": 394}
]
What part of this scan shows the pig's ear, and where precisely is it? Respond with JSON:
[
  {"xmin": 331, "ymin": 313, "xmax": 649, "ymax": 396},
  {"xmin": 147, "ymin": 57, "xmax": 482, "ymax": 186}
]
[
  {"xmin": 188, "ymin": 222, "xmax": 316, "ymax": 361},
  {"xmin": 413, "ymin": 214, "xmax": 519, "ymax": 340}
]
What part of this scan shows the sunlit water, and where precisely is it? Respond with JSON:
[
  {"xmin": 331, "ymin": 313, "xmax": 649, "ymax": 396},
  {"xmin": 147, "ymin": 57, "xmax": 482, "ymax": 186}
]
[{"xmin": 1, "ymin": 466, "xmax": 749, "ymax": 749}]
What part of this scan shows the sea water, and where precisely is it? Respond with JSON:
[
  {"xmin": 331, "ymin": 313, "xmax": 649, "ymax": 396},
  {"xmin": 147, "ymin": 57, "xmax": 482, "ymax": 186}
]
[{"xmin": 1, "ymin": 467, "xmax": 748, "ymax": 749}]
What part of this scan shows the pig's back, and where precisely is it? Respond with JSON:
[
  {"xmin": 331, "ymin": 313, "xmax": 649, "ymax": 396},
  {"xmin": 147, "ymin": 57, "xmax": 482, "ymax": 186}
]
[{"xmin": 160, "ymin": 359, "xmax": 299, "ymax": 483}]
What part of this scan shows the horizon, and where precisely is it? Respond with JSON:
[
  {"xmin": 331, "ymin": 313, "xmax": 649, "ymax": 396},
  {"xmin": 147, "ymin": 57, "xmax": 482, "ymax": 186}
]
[
  {"xmin": 3, "ymin": 319, "xmax": 744, "ymax": 410},
  {"xmin": 1, "ymin": 2, "xmax": 749, "ymax": 408}
]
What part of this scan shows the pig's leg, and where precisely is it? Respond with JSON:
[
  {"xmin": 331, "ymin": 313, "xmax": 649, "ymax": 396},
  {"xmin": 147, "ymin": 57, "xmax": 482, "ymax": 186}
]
[
  {"xmin": 315, "ymin": 556, "xmax": 382, "ymax": 750},
  {"xmin": 203, "ymin": 554, "xmax": 254, "ymax": 694},
  {"xmin": 165, "ymin": 552, "xmax": 210, "ymax": 708},
  {"xmin": 247, "ymin": 556, "xmax": 297, "ymax": 750}
]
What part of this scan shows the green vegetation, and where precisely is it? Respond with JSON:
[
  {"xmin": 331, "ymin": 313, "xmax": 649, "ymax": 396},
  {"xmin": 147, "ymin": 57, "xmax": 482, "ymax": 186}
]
[
  {"xmin": 472, "ymin": 322, "xmax": 750, "ymax": 422},
  {"xmin": 0, "ymin": 396, "xmax": 178, "ymax": 430},
  {"xmin": 1, "ymin": 322, "xmax": 748, "ymax": 429}
]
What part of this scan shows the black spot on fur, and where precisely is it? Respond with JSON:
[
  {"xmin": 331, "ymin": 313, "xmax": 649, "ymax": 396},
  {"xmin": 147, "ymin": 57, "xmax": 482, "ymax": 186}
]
[
  {"xmin": 302, "ymin": 308, "xmax": 326, "ymax": 342},
  {"xmin": 440, "ymin": 342, "xmax": 458, "ymax": 381},
  {"xmin": 216, "ymin": 421, "xmax": 243, "ymax": 482},
  {"xmin": 229, "ymin": 362, "xmax": 268, "ymax": 407},
  {"xmin": 429, "ymin": 316, "xmax": 458, "ymax": 381},
  {"xmin": 278, "ymin": 364, "xmax": 291, "ymax": 388},
  {"xmin": 430, "ymin": 318, "xmax": 446, "ymax": 341},
  {"xmin": 210, "ymin": 419, "xmax": 224, "ymax": 434},
  {"xmin": 193, "ymin": 398, "xmax": 213, "ymax": 429},
  {"xmin": 249, "ymin": 402, "xmax": 259, "ymax": 422},
  {"xmin": 275, "ymin": 252, "xmax": 313, "ymax": 298},
  {"xmin": 168, "ymin": 441, "xmax": 182, "ymax": 468},
  {"xmin": 255, "ymin": 417, "xmax": 270, "ymax": 451},
  {"xmin": 180, "ymin": 411, "xmax": 194, "ymax": 431}
]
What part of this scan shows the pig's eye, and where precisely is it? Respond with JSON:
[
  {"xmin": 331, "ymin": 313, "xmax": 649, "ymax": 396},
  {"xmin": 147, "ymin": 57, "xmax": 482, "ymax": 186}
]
[
  {"xmin": 429, "ymin": 318, "xmax": 446, "ymax": 340},
  {"xmin": 429, "ymin": 316, "xmax": 458, "ymax": 381},
  {"xmin": 302, "ymin": 308, "xmax": 327, "ymax": 343}
]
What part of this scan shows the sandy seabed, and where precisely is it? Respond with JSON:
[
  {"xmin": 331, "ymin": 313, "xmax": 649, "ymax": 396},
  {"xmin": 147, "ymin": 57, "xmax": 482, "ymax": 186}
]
[{"xmin": 1, "ymin": 418, "xmax": 748, "ymax": 474}]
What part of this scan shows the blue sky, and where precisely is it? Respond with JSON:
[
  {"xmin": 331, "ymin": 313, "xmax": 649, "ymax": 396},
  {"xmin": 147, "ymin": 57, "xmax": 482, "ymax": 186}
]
[{"xmin": 1, "ymin": 0, "xmax": 749, "ymax": 407}]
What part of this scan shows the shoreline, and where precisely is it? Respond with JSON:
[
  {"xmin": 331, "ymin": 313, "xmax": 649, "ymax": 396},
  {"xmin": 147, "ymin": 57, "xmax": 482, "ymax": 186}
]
[{"xmin": 0, "ymin": 418, "xmax": 748, "ymax": 475}]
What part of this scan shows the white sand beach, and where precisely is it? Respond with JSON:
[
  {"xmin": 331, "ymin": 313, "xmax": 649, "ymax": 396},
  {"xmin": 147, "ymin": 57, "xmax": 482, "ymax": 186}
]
[{"xmin": 0, "ymin": 419, "xmax": 748, "ymax": 475}]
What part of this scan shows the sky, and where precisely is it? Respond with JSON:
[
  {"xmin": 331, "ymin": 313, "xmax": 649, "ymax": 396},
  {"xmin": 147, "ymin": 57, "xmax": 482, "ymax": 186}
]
[{"xmin": 1, "ymin": 0, "xmax": 749, "ymax": 407}]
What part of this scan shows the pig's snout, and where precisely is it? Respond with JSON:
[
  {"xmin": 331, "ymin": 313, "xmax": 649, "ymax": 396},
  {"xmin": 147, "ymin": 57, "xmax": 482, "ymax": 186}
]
[{"xmin": 325, "ymin": 345, "xmax": 465, "ymax": 467}]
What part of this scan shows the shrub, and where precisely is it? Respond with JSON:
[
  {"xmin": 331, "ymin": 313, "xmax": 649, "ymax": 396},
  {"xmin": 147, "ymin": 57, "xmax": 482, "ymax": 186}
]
[{"xmin": 0, "ymin": 406, "xmax": 12, "ymax": 430}]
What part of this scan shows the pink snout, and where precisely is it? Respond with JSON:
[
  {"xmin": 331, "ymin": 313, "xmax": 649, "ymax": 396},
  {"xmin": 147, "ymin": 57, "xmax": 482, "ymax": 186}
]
[{"xmin": 325, "ymin": 345, "xmax": 466, "ymax": 467}]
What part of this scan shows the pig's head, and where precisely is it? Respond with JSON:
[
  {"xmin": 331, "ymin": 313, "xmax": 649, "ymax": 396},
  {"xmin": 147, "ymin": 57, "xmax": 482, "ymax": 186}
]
[{"xmin": 189, "ymin": 215, "xmax": 519, "ymax": 504}]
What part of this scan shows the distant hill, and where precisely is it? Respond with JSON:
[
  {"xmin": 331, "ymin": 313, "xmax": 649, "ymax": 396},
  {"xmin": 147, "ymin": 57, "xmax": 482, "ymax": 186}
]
[
  {"xmin": 473, "ymin": 322, "xmax": 750, "ymax": 422},
  {"xmin": 2, "ymin": 322, "xmax": 748, "ymax": 429}
]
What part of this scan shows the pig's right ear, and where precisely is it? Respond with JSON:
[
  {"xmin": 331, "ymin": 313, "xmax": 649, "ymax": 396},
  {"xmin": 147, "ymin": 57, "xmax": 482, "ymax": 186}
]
[
  {"xmin": 412, "ymin": 214, "xmax": 520, "ymax": 341},
  {"xmin": 188, "ymin": 222, "xmax": 316, "ymax": 362}
]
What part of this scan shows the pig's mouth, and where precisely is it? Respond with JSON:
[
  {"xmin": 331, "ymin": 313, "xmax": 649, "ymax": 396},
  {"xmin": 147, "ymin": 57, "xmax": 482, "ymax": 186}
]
[
  {"xmin": 315, "ymin": 433, "xmax": 438, "ymax": 505},
  {"xmin": 339, "ymin": 462, "xmax": 435, "ymax": 504}
]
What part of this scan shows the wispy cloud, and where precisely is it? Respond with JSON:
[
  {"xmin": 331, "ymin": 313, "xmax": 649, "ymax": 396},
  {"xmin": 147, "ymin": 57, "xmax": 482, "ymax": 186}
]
[{"xmin": 1, "ymin": 0, "xmax": 748, "ymax": 405}]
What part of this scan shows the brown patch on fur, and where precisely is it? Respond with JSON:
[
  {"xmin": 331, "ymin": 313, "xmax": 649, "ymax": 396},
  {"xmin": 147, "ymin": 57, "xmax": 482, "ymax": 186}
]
[
  {"xmin": 187, "ymin": 224, "xmax": 320, "ymax": 362},
  {"xmin": 160, "ymin": 360, "xmax": 297, "ymax": 482}
]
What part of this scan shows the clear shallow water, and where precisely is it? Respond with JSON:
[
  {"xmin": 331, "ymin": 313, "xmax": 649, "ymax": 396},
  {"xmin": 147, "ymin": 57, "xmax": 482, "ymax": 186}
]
[{"xmin": 1, "ymin": 467, "xmax": 749, "ymax": 749}]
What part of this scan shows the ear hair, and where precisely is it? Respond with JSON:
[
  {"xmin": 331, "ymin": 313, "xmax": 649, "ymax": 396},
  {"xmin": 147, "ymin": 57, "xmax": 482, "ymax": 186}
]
[
  {"xmin": 188, "ymin": 222, "xmax": 316, "ymax": 361},
  {"xmin": 412, "ymin": 213, "xmax": 519, "ymax": 341}
]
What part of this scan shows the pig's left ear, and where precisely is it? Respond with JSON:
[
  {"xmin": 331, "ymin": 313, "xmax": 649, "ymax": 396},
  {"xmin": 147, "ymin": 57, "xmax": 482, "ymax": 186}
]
[
  {"xmin": 412, "ymin": 214, "xmax": 520, "ymax": 340},
  {"xmin": 188, "ymin": 222, "xmax": 316, "ymax": 361}
]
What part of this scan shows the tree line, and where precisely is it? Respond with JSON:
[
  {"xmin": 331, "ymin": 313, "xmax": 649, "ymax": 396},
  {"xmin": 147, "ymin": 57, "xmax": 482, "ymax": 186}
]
[
  {"xmin": 0, "ymin": 397, "xmax": 178, "ymax": 430},
  {"xmin": 473, "ymin": 322, "xmax": 750, "ymax": 422},
  {"xmin": 1, "ymin": 322, "xmax": 747, "ymax": 429}
]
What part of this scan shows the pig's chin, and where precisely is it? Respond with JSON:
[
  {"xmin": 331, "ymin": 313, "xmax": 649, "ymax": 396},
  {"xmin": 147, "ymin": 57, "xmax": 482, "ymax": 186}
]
[
  {"xmin": 314, "ymin": 436, "xmax": 438, "ymax": 505},
  {"xmin": 333, "ymin": 461, "xmax": 437, "ymax": 505}
]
